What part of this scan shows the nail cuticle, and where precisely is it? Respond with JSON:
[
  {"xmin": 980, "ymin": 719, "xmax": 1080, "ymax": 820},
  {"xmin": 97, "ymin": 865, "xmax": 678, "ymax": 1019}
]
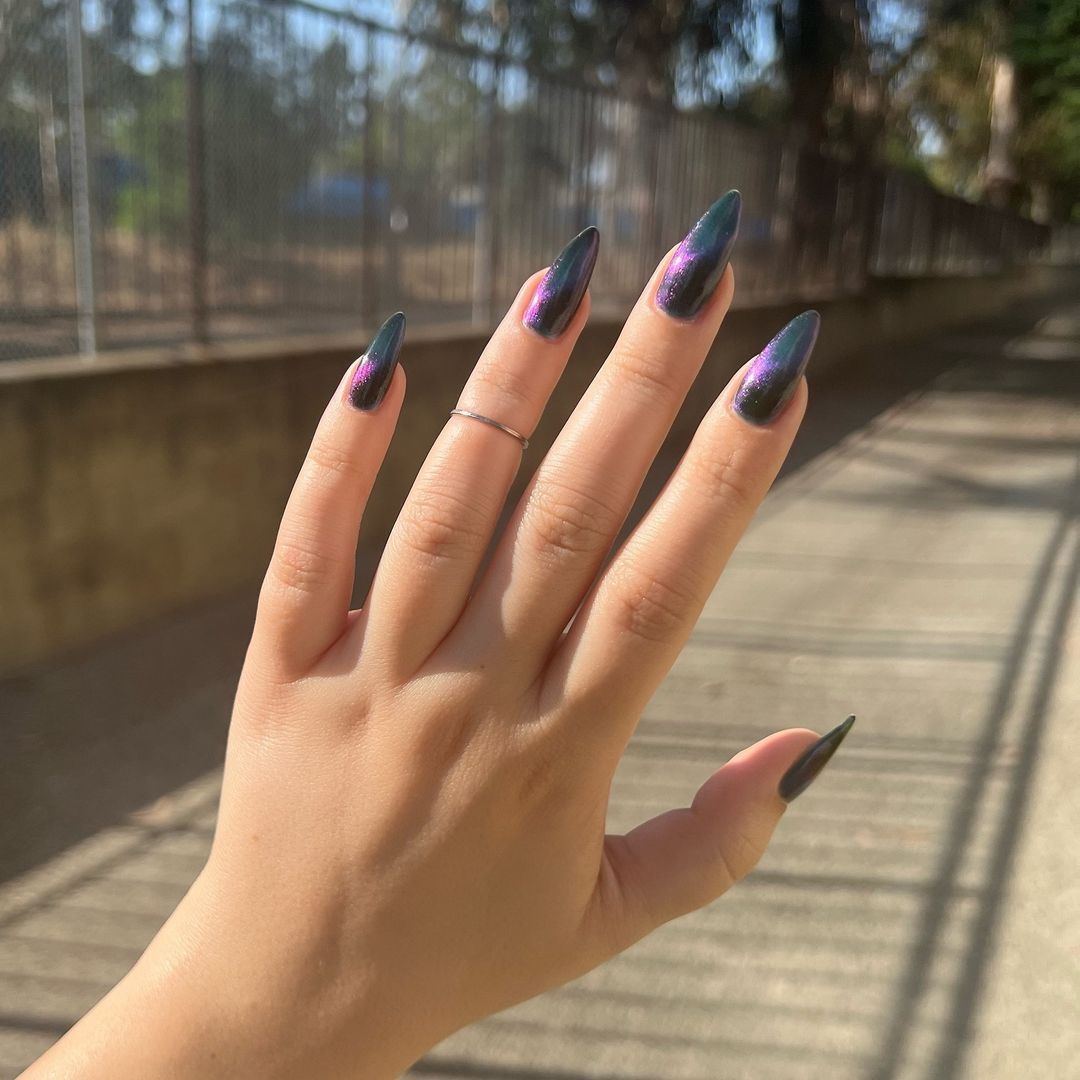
[
  {"xmin": 656, "ymin": 190, "xmax": 741, "ymax": 320},
  {"xmin": 778, "ymin": 714, "xmax": 855, "ymax": 802},
  {"xmin": 732, "ymin": 310, "xmax": 821, "ymax": 426},
  {"xmin": 523, "ymin": 226, "xmax": 600, "ymax": 340},
  {"xmin": 348, "ymin": 311, "xmax": 406, "ymax": 411}
]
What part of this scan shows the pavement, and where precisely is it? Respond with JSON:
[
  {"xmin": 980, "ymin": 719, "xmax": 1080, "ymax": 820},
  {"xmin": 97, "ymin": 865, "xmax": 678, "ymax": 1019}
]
[{"xmin": 2, "ymin": 294, "xmax": 1079, "ymax": 1079}]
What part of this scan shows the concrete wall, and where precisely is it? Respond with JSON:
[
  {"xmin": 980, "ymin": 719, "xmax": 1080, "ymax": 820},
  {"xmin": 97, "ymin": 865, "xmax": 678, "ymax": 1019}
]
[{"xmin": 0, "ymin": 267, "xmax": 1063, "ymax": 673}]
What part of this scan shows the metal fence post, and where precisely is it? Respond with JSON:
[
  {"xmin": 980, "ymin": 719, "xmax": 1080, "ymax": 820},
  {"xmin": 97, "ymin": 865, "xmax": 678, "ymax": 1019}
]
[
  {"xmin": 385, "ymin": 48, "xmax": 405, "ymax": 312},
  {"xmin": 471, "ymin": 59, "xmax": 500, "ymax": 326},
  {"xmin": 64, "ymin": 0, "xmax": 97, "ymax": 356},
  {"xmin": 5, "ymin": 1, "xmax": 1065, "ymax": 364},
  {"xmin": 643, "ymin": 105, "xmax": 666, "ymax": 260},
  {"xmin": 360, "ymin": 25, "xmax": 378, "ymax": 327},
  {"xmin": 772, "ymin": 138, "xmax": 799, "ymax": 299},
  {"xmin": 186, "ymin": 0, "xmax": 209, "ymax": 344}
]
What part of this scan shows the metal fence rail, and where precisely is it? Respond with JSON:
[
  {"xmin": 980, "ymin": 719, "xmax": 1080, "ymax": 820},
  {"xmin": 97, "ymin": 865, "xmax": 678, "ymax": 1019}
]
[{"xmin": 0, "ymin": 0, "xmax": 1057, "ymax": 362}]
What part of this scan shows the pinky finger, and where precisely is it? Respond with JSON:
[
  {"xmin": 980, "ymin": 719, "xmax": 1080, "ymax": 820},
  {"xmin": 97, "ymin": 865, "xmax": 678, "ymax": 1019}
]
[{"xmin": 252, "ymin": 312, "xmax": 406, "ymax": 676}]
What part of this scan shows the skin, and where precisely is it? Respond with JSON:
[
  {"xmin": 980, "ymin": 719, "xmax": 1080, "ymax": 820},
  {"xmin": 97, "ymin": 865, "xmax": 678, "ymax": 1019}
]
[{"xmin": 25, "ymin": 243, "xmax": 823, "ymax": 1080}]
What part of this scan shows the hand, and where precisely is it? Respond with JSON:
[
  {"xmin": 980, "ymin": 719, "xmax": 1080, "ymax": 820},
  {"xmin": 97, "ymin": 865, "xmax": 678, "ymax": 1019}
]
[{"xmin": 28, "ymin": 194, "xmax": 852, "ymax": 1080}]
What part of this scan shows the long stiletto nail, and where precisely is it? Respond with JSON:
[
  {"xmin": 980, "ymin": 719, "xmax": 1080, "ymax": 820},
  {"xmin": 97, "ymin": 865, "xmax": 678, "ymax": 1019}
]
[
  {"xmin": 523, "ymin": 226, "xmax": 600, "ymax": 340},
  {"xmin": 656, "ymin": 190, "xmax": 741, "ymax": 320},
  {"xmin": 778, "ymin": 715, "xmax": 855, "ymax": 802},
  {"xmin": 733, "ymin": 310, "xmax": 820, "ymax": 425},
  {"xmin": 348, "ymin": 311, "xmax": 405, "ymax": 411}
]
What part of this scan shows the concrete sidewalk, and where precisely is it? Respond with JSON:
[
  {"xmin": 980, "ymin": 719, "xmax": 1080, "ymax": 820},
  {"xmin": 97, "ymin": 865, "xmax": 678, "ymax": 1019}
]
[{"xmin": 2, "ymin": 298, "xmax": 1078, "ymax": 1079}]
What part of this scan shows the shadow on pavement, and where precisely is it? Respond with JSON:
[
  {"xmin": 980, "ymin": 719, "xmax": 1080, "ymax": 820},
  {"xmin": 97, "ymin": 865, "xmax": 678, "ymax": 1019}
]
[
  {"xmin": 2, "ymin": 307, "xmax": 1011, "ymax": 890},
  {"xmin": 1, "ymin": 297, "xmax": 1078, "ymax": 1078}
]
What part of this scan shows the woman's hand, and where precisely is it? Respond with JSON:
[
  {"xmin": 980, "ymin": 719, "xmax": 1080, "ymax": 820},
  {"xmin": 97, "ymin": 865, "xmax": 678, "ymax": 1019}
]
[{"xmin": 28, "ymin": 193, "xmax": 852, "ymax": 1080}]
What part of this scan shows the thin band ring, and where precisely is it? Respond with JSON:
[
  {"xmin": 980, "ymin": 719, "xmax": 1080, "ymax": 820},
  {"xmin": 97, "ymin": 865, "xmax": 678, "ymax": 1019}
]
[{"xmin": 450, "ymin": 409, "xmax": 529, "ymax": 451}]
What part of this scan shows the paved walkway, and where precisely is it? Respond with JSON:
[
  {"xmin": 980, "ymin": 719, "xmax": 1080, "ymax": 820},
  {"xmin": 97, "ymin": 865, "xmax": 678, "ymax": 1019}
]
[{"xmin": 2, "ymin": 296, "xmax": 1079, "ymax": 1079}]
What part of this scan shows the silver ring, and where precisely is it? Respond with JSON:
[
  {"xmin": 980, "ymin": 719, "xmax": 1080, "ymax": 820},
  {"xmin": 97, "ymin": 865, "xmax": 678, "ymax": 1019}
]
[{"xmin": 450, "ymin": 409, "xmax": 529, "ymax": 451}]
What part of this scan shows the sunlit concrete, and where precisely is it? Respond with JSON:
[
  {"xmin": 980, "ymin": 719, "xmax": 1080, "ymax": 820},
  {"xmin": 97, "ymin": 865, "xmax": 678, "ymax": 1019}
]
[{"xmin": 2, "ymin": 295, "xmax": 1078, "ymax": 1079}]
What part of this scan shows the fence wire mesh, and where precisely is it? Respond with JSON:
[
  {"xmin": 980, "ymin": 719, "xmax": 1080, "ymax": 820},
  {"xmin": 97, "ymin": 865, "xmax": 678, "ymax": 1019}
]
[{"xmin": 0, "ymin": 0, "xmax": 1059, "ymax": 362}]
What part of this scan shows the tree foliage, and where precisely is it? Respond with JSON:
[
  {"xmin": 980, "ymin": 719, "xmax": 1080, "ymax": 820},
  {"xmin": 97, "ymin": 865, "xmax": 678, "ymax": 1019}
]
[
  {"xmin": 406, "ymin": 0, "xmax": 760, "ymax": 102},
  {"xmin": 408, "ymin": 0, "xmax": 1080, "ymax": 219},
  {"xmin": 1012, "ymin": 0, "xmax": 1080, "ymax": 218},
  {"xmin": 3, "ymin": 0, "xmax": 1078, "ymax": 231}
]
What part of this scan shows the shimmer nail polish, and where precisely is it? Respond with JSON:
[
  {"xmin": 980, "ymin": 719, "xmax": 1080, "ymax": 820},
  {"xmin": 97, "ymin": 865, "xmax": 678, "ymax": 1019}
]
[
  {"xmin": 348, "ymin": 311, "xmax": 406, "ymax": 411},
  {"xmin": 656, "ymin": 190, "xmax": 741, "ymax": 320},
  {"xmin": 523, "ymin": 226, "xmax": 600, "ymax": 339},
  {"xmin": 778, "ymin": 715, "xmax": 855, "ymax": 802},
  {"xmin": 733, "ymin": 310, "xmax": 820, "ymax": 425}
]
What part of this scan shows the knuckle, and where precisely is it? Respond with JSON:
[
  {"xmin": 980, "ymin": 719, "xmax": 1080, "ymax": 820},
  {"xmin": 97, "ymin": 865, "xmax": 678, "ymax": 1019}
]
[
  {"xmin": 600, "ymin": 831, "xmax": 676, "ymax": 945},
  {"xmin": 614, "ymin": 339, "xmax": 682, "ymax": 408},
  {"xmin": 304, "ymin": 439, "xmax": 363, "ymax": 485},
  {"xmin": 406, "ymin": 700, "xmax": 478, "ymax": 771},
  {"xmin": 524, "ymin": 479, "xmax": 622, "ymax": 564},
  {"xmin": 396, "ymin": 483, "xmax": 491, "ymax": 570},
  {"xmin": 463, "ymin": 363, "xmax": 537, "ymax": 424},
  {"xmin": 714, "ymin": 826, "xmax": 762, "ymax": 887},
  {"xmin": 267, "ymin": 535, "xmax": 337, "ymax": 598},
  {"xmin": 691, "ymin": 802, "xmax": 761, "ymax": 893},
  {"xmin": 608, "ymin": 563, "xmax": 699, "ymax": 645},
  {"xmin": 688, "ymin": 443, "xmax": 757, "ymax": 512}
]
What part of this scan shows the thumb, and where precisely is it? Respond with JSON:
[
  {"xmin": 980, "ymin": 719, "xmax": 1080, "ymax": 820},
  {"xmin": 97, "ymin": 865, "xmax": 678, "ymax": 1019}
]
[{"xmin": 595, "ymin": 718, "xmax": 854, "ymax": 952}]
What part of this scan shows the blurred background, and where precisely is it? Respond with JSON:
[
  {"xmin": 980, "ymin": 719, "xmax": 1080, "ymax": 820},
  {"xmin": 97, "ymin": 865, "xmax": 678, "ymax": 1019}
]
[
  {"xmin": 2, "ymin": 0, "xmax": 1078, "ymax": 357},
  {"xmin": 2, "ymin": 2, "xmax": 1079, "ymax": 1078}
]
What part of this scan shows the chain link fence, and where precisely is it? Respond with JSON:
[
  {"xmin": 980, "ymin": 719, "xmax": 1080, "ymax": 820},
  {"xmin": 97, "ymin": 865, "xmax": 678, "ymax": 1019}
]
[{"xmin": 0, "ymin": 0, "xmax": 1061, "ymax": 362}]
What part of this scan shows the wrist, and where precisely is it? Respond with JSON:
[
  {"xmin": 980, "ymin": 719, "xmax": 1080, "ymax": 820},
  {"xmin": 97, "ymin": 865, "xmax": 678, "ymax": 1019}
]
[{"xmin": 27, "ymin": 870, "xmax": 424, "ymax": 1080}]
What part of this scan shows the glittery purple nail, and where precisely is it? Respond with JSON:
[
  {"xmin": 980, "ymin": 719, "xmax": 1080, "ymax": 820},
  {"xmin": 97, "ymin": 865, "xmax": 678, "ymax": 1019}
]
[
  {"xmin": 733, "ymin": 310, "xmax": 820, "ymax": 425},
  {"xmin": 656, "ymin": 190, "xmax": 741, "ymax": 320},
  {"xmin": 348, "ymin": 311, "xmax": 405, "ymax": 411},
  {"xmin": 523, "ymin": 227, "xmax": 599, "ymax": 340}
]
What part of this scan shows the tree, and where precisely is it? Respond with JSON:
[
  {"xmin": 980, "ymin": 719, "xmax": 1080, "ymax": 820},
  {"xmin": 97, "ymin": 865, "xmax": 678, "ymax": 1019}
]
[
  {"xmin": 405, "ymin": 0, "xmax": 760, "ymax": 103},
  {"xmin": 895, "ymin": 4, "xmax": 1002, "ymax": 199},
  {"xmin": 407, "ymin": 1, "xmax": 930, "ymax": 162},
  {"xmin": 1011, "ymin": 0, "xmax": 1080, "ymax": 220}
]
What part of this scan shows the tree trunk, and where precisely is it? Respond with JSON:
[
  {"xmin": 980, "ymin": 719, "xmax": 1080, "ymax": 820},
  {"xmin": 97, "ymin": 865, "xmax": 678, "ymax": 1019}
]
[
  {"xmin": 777, "ymin": 0, "xmax": 840, "ymax": 150},
  {"xmin": 983, "ymin": 51, "xmax": 1018, "ymax": 208}
]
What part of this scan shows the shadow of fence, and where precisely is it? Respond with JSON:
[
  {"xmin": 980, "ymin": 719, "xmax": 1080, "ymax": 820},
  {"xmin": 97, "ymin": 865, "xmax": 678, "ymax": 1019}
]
[{"xmin": 1, "ymin": 305, "xmax": 1078, "ymax": 1078}]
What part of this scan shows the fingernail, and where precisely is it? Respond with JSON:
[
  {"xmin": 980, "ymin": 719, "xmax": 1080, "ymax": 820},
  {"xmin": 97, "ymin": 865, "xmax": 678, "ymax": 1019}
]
[
  {"xmin": 733, "ymin": 310, "xmax": 820, "ymax": 425},
  {"xmin": 655, "ymin": 190, "xmax": 741, "ymax": 320},
  {"xmin": 778, "ymin": 715, "xmax": 855, "ymax": 802},
  {"xmin": 523, "ymin": 226, "xmax": 600, "ymax": 340},
  {"xmin": 348, "ymin": 311, "xmax": 405, "ymax": 411}
]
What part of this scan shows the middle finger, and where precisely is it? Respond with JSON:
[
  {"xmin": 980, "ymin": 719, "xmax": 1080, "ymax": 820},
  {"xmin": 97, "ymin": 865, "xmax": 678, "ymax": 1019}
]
[{"xmin": 453, "ymin": 190, "xmax": 742, "ymax": 668}]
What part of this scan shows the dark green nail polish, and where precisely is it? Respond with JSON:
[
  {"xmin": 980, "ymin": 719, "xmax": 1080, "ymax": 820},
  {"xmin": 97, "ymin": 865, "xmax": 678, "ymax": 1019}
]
[
  {"xmin": 523, "ymin": 226, "xmax": 600, "ymax": 340},
  {"xmin": 349, "ymin": 311, "xmax": 405, "ymax": 411},
  {"xmin": 733, "ymin": 310, "xmax": 820, "ymax": 425},
  {"xmin": 656, "ymin": 190, "xmax": 741, "ymax": 320},
  {"xmin": 778, "ymin": 715, "xmax": 854, "ymax": 802}
]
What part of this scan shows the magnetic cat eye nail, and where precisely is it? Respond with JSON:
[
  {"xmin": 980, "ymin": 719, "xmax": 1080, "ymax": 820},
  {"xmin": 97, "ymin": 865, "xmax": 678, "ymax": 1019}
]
[
  {"xmin": 523, "ymin": 226, "xmax": 600, "ymax": 340},
  {"xmin": 655, "ymin": 189, "xmax": 741, "ymax": 320},
  {"xmin": 778, "ymin": 715, "xmax": 855, "ymax": 802},
  {"xmin": 733, "ymin": 310, "xmax": 820, "ymax": 426},
  {"xmin": 348, "ymin": 311, "xmax": 406, "ymax": 411}
]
